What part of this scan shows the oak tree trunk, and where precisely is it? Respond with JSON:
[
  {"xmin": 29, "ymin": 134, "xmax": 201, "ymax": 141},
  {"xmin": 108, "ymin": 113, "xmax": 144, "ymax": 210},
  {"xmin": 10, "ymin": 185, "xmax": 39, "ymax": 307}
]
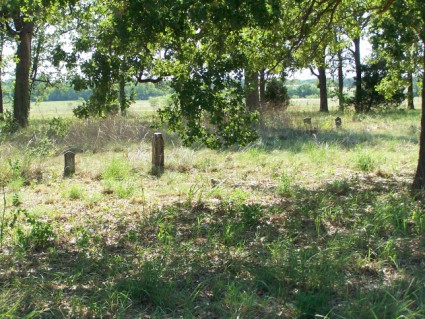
[
  {"xmin": 245, "ymin": 70, "xmax": 259, "ymax": 112},
  {"xmin": 337, "ymin": 49, "xmax": 344, "ymax": 111},
  {"xmin": 353, "ymin": 37, "xmax": 363, "ymax": 113},
  {"xmin": 0, "ymin": 33, "xmax": 3, "ymax": 120},
  {"xmin": 259, "ymin": 69, "xmax": 266, "ymax": 108},
  {"xmin": 13, "ymin": 19, "xmax": 34, "ymax": 128},
  {"xmin": 412, "ymin": 50, "xmax": 425, "ymax": 190},
  {"xmin": 407, "ymin": 71, "xmax": 414, "ymax": 110},
  {"xmin": 318, "ymin": 66, "xmax": 328, "ymax": 112},
  {"xmin": 119, "ymin": 75, "xmax": 126, "ymax": 116}
]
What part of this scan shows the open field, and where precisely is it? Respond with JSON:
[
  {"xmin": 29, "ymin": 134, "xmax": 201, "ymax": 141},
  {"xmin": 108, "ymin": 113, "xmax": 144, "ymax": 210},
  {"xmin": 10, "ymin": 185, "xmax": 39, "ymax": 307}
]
[
  {"xmin": 0, "ymin": 102, "xmax": 424, "ymax": 318},
  {"xmin": 2, "ymin": 96, "xmax": 420, "ymax": 118},
  {"xmin": 3, "ymin": 98, "xmax": 164, "ymax": 119}
]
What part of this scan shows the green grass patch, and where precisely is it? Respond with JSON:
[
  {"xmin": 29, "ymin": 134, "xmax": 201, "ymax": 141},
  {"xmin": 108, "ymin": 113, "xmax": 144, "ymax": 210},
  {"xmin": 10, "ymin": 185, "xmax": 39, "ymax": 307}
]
[{"xmin": 0, "ymin": 101, "xmax": 423, "ymax": 318}]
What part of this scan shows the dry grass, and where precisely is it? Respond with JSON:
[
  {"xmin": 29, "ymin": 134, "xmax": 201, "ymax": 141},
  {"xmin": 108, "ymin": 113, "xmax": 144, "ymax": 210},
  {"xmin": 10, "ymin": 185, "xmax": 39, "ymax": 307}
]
[{"xmin": 0, "ymin": 104, "xmax": 424, "ymax": 318}]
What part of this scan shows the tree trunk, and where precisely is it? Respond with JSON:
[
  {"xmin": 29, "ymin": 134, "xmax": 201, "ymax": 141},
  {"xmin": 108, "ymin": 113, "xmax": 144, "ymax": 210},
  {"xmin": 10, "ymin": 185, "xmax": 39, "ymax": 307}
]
[
  {"xmin": 407, "ymin": 71, "xmax": 414, "ymax": 110},
  {"xmin": 0, "ymin": 33, "xmax": 4, "ymax": 120},
  {"xmin": 353, "ymin": 37, "xmax": 363, "ymax": 113},
  {"xmin": 412, "ymin": 50, "xmax": 425, "ymax": 190},
  {"xmin": 337, "ymin": 48, "xmax": 344, "ymax": 111},
  {"xmin": 259, "ymin": 69, "xmax": 266, "ymax": 108},
  {"xmin": 245, "ymin": 70, "xmax": 259, "ymax": 112},
  {"xmin": 13, "ymin": 19, "xmax": 34, "ymax": 127},
  {"xmin": 318, "ymin": 65, "xmax": 329, "ymax": 112},
  {"xmin": 119, "ymin": 75, "xmax": 126, "ymax": 116}
]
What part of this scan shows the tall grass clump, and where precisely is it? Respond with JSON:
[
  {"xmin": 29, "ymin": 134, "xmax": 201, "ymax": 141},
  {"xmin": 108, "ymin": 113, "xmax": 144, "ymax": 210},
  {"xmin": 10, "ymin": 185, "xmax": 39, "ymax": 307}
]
[
  {"xmin": 355, "ymin": 152, "xmax": 376, "ymax": 172},
  {"xmin": 276, "ymin": 172, "xmax": 295, "ymax": 197},
  {"xmin": 102, "ymin": 158, "xmax": 133, "ymax": 181},
  {"xmin": 64, "ymin": 116, "xmax": 152, "ymax": 152}
]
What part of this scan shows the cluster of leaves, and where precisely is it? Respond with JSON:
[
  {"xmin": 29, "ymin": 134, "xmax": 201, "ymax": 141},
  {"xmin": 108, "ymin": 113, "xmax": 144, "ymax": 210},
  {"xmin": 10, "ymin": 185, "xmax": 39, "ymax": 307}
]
[
  {"xmin": 10, "ymin": 208, "xmax": 56, "ymax": 250},
  {"xmin": 160, "ymin": 59, "xmax": 259, "ymax": 148},
  {"xmin": 347, "ymin": 60, "xmax": 406, "ymax": 112},
  {"xmin": 264, "ymin": 78, "xmax": 290, "ymax": 110}
]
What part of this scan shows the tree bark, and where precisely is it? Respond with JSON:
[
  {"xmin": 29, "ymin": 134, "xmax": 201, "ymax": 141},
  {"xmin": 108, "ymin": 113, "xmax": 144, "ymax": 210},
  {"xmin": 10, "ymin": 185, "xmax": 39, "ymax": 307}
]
[
  {"xmin": 13, "ymin": 19, "xmax": 34, "ymax": 127},
  {"xmin": 318, "ymin": 65, "xmax": 329, "ymax": 112},
  {"xmin": 353, "ymin": 37, "xmax": 363, "ymax": 113},
  {"xmin": 119, "ymin": 75, "xmax": 126, "ymax": 116},
  {"xmin": 0, "ymin": 33, "xmax": 4, "ymax": 120},
  {"xmin": 407, "ymin": 71, "xmax": 414, "ymax": 110},
  {"xmin": 245, "ymin": 70, "xmax": 259, "ymax": 112},
  {"xmin": 412, "ymin": 50, "xmax": 425, "ymax": 190},
  {"xmin": 337, "ymin": 48, "xmax": 344, "ymax": 111},
  {"xmin": 259, "ymin": 69, "xmax": 266, "ymax": 108}
]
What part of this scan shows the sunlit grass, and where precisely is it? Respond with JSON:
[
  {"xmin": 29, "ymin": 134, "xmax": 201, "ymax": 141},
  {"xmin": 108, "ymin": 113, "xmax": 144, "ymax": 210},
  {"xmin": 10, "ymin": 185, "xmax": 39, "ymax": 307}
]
[{"xmin": 0, "ymin": 99, "xmax": 424, "ymax": 318}]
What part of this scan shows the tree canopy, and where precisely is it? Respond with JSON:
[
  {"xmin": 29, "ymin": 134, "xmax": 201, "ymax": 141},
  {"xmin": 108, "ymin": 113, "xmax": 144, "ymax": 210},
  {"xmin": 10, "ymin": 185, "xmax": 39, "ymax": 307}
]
[{"xmin": 2, "ymin": 0, "xmax": 425, "ymax": 189}]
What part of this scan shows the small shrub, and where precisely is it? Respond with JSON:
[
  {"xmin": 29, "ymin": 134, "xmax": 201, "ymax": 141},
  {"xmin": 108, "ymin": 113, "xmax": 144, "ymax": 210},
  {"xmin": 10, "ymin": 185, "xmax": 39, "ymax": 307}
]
[
  {"xmin": 65, "ymin": 184, "xmax": 85, "ymax": 200},
  {"xmin": 277, "ymin": 172, "xmax": 295, "ymax": 197},
  {"xmin": 356, "ymin": 153, "xmax": 376, "ymax": 172},
  {"xmin": 114, "ymin": 181, "xmax": 135, "ymax": 199},
  {"xmin": 102, "ymin": 158, "xmax": 132, "ymax": 181},
  {"xmin": 265, "ymin": 78, "xmax": 290, "ymax": 110},
  {"xmin": 325, "ymin": 179, "xmax": 351, "ymax": 196},
  {"xmin": 27, "ymin": 137, "xmax": 56, "ymax": 157},
  {"xmin": 0, "ymin": 111, "xmax": 18, "ymax": 135},
  {"xmin": 45, "ymin": 117, "xmax": 71, "ymax": 140},
  {"xmin": 12, "ymin": 209, "xmax": 56, "ymax": 250}
]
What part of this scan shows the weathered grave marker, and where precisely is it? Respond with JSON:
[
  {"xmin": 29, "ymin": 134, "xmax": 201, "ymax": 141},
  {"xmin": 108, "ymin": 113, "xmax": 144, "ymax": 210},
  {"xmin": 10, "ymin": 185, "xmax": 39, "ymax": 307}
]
[
  {"xmin": 64, "ymin": 151, "xmax": 76, "ymax": 177},
  {"xmin": 152, "ymin": 132, "xmax": 164, "ymax": 175},
  {"xmin": 335, "ymin": 117, "xmax": 342, "ymax": 128}
]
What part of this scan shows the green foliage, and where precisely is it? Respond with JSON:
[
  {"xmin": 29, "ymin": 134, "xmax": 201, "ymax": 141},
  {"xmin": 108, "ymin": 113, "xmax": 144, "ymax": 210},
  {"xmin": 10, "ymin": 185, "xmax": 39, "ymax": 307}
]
[
  {"xmin": 116, "ymin": 261, "xmax": 183, "ymax": 310},
  {"xmin": 10, "ymin": 209, "xmax": 56, "ymax": 250},
  {"xmin": 355, "ymin": 153, "xmax": 376, "ymax": 172},
  {"xmin": 325, "ymin": 179, "xmax": 352, "ymax": 196},
  {"xmin": 160, "ymin": 74, "xmax": 259, "ymax": 148},
  {"xmin": 348, "ymin": 60, "xmax": 406, "ymax": 112},
  {"xmin": 276, "ymin": 172, "xmax": 295, "ymax": 197},
  {"xmin": 65, "ymin": 184, "xmax": 85, "ymax": 200},
  {"xmin": 45, "ymin": 117, "xmax": 71, "ymax": 140},
  {"xmin": 102, "ymin": 158, "xmax": 132, "ymax": 181},
  {"xmin": 295, "ymin": 291, "xmax": 332, "ymax": 318},
  {"xmin": 288, "ymin": 82, "xmax": 320, "ymax": 98},
  {"xmin": 264, "ymin": 78, "xmax": 290, "ymax": 110},
  {"xmin": 0, "ymin": 111, "xmax": 19, "ymax": 136}
]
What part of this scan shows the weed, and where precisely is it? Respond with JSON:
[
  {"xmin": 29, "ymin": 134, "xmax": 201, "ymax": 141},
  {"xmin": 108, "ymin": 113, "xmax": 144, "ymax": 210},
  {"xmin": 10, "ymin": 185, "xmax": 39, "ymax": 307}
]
[
  {"xmin": 65, "ymin": 184, "xmax": 85, "ymax": 200},
  {"xmin": 325, "ymin": 179, "xmax": 352, "ymax": 195},
  {"xmin": 0, "ymin": 185, "xmax": 6, "ymax": 248},
  {"xmin": 12, "ymin": 193, "xmax": 21, "ymax": 207},
  {"xmin": 102, "ymin": 158, "xmax": 132, "ymax": 181},
  {"xmin": 0, "ymin": 104, "xmax": 424, "ymax": 318},
  {"xmin": 116, "ymin": 261, "xmax": 183, "ymax": 310},
  {"xmin": 84, "ymin": 192, "xmax": 103, "ymax": 209},
  {"xmin": 186, "ymin": 182, "xmax": 204, "ymax": 206},
  {"xmin": 0, "ymin": 110, "xmax": 18, "ymax": 135},
  {"xmin": 412, "ymin": 210, "xmax": 425, "ymax": 234},
  {"xmin": 114, "ymin": 181, "xmax": 136, "ymax": 199},
  {"xmin": 11, "ymin": 209, "xmax": 56, "ymax": 250},
  {"xmin": 356, "ymin": 153, "xmax": 376, "ymax": 172},
  {"xmin": 277, "ymin": 172, "xmax": 295, "ymax": 197}
]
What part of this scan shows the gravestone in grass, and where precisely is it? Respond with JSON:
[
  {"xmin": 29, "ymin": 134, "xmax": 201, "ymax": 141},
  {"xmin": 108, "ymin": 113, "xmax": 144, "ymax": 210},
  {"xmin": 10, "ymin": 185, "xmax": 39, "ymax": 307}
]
[
  {"xmin": 64, "ymin": 151, "xmax": 76, "ymax": 177},
  {"xmin": 335, "ymin": 117, "xmax": 342, "ymax": 128},
  {"xmin": 152, "ymin": 132, "xmax": 164, "ymax": 175}
]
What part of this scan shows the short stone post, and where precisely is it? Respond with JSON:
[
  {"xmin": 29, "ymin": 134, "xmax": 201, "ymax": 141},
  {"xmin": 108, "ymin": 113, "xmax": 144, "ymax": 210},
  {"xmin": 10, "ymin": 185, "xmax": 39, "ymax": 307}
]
[
  {"xmin": 64, "ymin": 151, "xmax": 76, "ymax": 177},
  {"xmin": 335, "ymin": 117, "xmax": 342, "ymax": 128},
  {"xmin": 303, "ymin": 117, "xmax": 312, "ymax": 125},
  {"xmin": 152, "ymin": 132, "xmax": 164, "ymax": 175}
]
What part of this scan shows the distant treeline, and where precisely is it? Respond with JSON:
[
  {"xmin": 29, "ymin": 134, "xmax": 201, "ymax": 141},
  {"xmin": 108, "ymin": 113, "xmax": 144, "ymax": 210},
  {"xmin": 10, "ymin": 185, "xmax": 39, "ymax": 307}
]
[
  {"xmin": 1, "ymin": 77, "xmax": 419, "ymax": 102},
  {"xmin": 1, "ymin": 80, "xmax": 172, "ymax": 102},
  {"xmin": 43, "ymin": 82, "xmax": 172, "ymax": 101}
]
